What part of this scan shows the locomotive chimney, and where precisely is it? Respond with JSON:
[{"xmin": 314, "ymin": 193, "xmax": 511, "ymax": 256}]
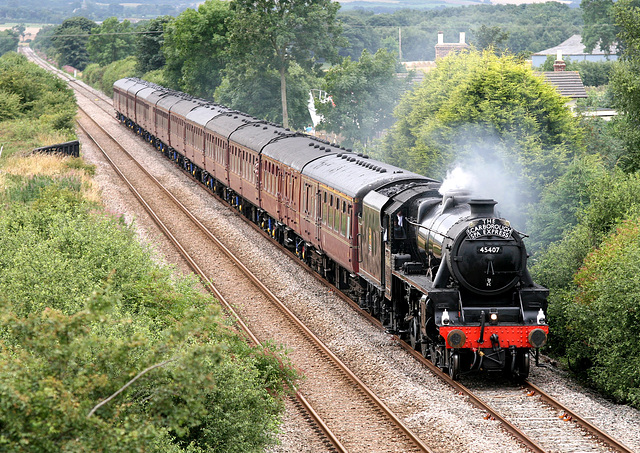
[{"xmin": 469, "ymin": 199, "xmax": 497, "ymax": 218}]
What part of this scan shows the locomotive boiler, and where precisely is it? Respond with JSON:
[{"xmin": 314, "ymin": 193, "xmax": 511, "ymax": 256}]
[{"xmin": 113, "ymin": 77, "xmax": 549, "ymax": 380}]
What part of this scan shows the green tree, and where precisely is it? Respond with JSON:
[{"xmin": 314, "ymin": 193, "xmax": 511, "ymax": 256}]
[
  {"xmin": 0, "ymin": 175, "xmax": 300, "ymax": 451},
  {"xmin": 87, "ymin": 17, "xmax": 136, "ymax": 66},
  {"xmin": 609, "ymin": 0, "xmax": 640, "ymax": 171},
  {"xmin": 472, "ymin": 25, "xmax": 509, "ymax": 53},
  {"xmin": 581, "ymin": 0, "xmax": 618, "ymax": 54},
  {"xmin": 162, "ymin": 0, "xmax": 231, "ymax": 98},
  {"xmin": 136, "ymin": 15, "xmax": 172, "ymax": 74},
  {"xmin": 379, "ymin": 50, "xmax": 582, "ymax": 207},
  {"xmin": 532, "ymin": 170, "xmax": 640, "ymax": 362},
  {"xmin": 0, "ymin": 52, "xmax": 76, "ymax": 131},
  {"xmin": 527, "ymin": 155, "xmax": 607, "ymax": 252},
  {"xmin": 0, "ymin": 28, "xmax": 20, "ymax": 56},
  {"xmin": 52, "ymin": 16, "xmax": 96, "ymax": 70},
  {"xmin": 317, "ymin": 48, "xmax": 409, "ymax": 148},
  {"xmin": 228, "ymin": 0, "xmax": 344, "ymax": 129},
  {"xmin": 216, "ymin": 61, "xmax": 320, "ymax": 130}
]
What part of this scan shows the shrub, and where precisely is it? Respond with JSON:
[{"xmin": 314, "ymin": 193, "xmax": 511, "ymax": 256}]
[
  {"xmin": 567, "ymin": 217, "xmax": 640, "ymax": 407},
  {"xmin": 0, "ymin": 174, "xmax": 299, "ymax": 451}
]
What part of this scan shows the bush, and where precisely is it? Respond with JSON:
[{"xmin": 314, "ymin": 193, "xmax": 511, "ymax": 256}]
[
  {"xmin": 99, "ymin": 56, "xmax": 138, "ymax": 96},
  {"xmin": 0, "ymin": 52, "xmax": 76, "ymax": 135},
  {"xmin": 0, "ymin": 173, "xmax": 299, "ymax": 451},
  {"xmin": 567, "ymin": 217, "xmax": 640, "ymax": 407}
]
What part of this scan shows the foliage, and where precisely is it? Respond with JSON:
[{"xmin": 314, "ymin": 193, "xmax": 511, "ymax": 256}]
[
  {"xmin": 30, "ymin": 25, "xmax": 57, "ymax": 57},
  {"xmin": 317, "ymin": 48, "xmax": 410, "ymax": 148},
  {"xmin": 527, "ymin": 155, "xmax": 607, "ymax": 252},
  {"xmin": 162, "ymin": 0, "xmax": 232, "ymax": 98},
  {"xmin": 576, "ymin": 86, "xmax": 614, "ymax": 110},
  {"xmin": 532, "ymin": 170, "xmax": 640, "ymax": 362},
  {"xmin": 84, "ymin": 56, "xmax": 138, "ymax": 97},
  {"xmin": 136, "ymin": 16, "xmax": 172, "ymax": 74},
  {"xmin": 0, "ymin": 27, "xmax": 20, "ymax": 56},
  {"xmin": 378, "ymin": 50, "xmax": 582, "ymax": 210},
  {"xmin": 559, "ymin": 217, "xmax": 640, "ymax": 407},
  {"xmin": 0, "ymin": 0, "xmax": 190, "ymax": 22},
  {"xmin": 608, "ymin": 0, "xmax": 640, "ymax": 172},
  {"xmin": 471, "ymin": 25, "xmax": 509, "ymax": 54},
  {"xmin": 51, "ymin": 16, "xmax": 97, "ymax": 70},
  {"xmin": 577, "ymin": 114, "xmax": 625, "ymax": 167},
  {"xmin": 0, "ymin": 52, "xmax": 76, "ymax": 133},
  {"xmin": 87, "ymin": 17, "xmax": 136, "ymax": 67},
  {"xmin": 228, "ymin": 0, "xmax": 344, "ymax": 128},
  {"xmin": 216, "ymin": 61, "xmax": 320, "ymax": 130},
  {"xmin": 581, "ymin": 0, "xmax": 618, "ymax": 54},
  {"xmin": 0, "ymin": 168, "xmax": 299, "ymax": 452}
]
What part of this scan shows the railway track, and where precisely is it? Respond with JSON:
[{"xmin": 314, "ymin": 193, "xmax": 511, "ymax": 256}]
[
  {"xmin": 70, "ymin": 95, "xmax": 433, "ymax": 452},
  {"xmin": 22, "ymin": 45, "xmax": 638, "ymax": 453}
]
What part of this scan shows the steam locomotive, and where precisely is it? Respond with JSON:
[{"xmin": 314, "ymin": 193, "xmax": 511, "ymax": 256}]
[{"xmin": 113, "ymin": 77, "xmax": 549, "ymax": 379}]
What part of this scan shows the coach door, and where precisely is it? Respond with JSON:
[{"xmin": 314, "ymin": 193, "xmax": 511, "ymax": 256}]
[
  {"xmin": 276, "ymin": 166, "xmax": 284, "ymax": 222},
  {"xmin": 315, "ymin": 188, "xmax": 322, "ymax": 241}
]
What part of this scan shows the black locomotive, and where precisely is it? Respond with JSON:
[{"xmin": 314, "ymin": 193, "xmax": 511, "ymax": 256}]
[{"xmin": 114, "ymin": 77, "xmax": 548, "ymax": 379}]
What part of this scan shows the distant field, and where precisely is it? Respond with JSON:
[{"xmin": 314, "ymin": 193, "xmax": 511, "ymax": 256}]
[{"xmin": 0, "ymin": 24, "xmax": 47, "ymax": 42}]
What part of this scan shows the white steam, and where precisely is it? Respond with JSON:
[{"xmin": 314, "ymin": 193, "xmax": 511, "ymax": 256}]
[{"xmin": 437, "ymin": 125, "xmax": 527, "ymax": 230}]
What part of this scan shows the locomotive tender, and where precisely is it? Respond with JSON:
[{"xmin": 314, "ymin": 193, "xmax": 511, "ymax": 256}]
[{"xmin": 113, "ymin": 77, "xmax": 549, "ymax": 379}]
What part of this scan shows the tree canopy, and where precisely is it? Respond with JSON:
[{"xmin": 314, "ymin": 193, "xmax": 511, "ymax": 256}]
[
  {"xmin": 136, "ymin": 16, "xmax": 172, "ymax": 74},
  {"xmin": 581, "ymin": 0, "xmax": 618, "ymax": 54},
  {"xmin": 608, "ymin": 0, "xmax": 640, "ymax": 171},
  {"xmin": 87, "ymin": 17, "xmax": 136, "ymax": 67},
  {"xmin": 162, "ymin": 0, "xmax": 231, "ymax": 98},
  {"xmin": 228, "ymin": 0, "xmax": 344, "ymax": 128},
  {"xmin": 337, "ymin": 3, "xmax": 583, "ymax": 61},
  {"xmin": 0, "ymin": 27, "xmax": 20, "ymax": 57},
  {"xmin": 0, "ymin": 52, "xmax": 76, "ymax": 131},
  {"xmin": 378, "ymin": 50, "xmax": 582, "ymax": 214},
  {"xmin": 52, "ymin": 16, "xmax": 97, "ymax": 70},
  {"xmin": 317, "ymin": 48, "xmax": 410, "ymax": 148}
]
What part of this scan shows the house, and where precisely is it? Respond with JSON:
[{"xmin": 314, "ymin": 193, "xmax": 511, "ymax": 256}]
[
  {"xmin": 531, "ymin": 34, "xmax": 618, "ymax": 67},
  {"xmin": 537, "ymin": 55, "xmax": 587, "ymax": 110}
]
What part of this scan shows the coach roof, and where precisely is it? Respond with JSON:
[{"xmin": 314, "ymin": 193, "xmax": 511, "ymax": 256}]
[
  {"xmin": 229, "ymin": 121, "xmax": 296, "ymax": 151},
  {"xmin": 205, "ymin": 111, "xmax": 257, "ymax": 139},
  {"xmin": 262, "ymin": 135, "xmax": 339, "ymax": 171},
  {"xmin": 186, "ymin": 103, "xmax": 229, "ymax": 127},
  {"xmin": 303, "ymin": 152, "xmax": 432, "ymax": 198}
]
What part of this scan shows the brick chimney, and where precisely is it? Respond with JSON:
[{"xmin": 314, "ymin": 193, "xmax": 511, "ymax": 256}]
[
  {"xmin": 435, "ymin": 31, "xmax": 470, "ymax": 60},
  {"xmin": 553, "ymin": 50, "xmax": 566, "ymax": 72}
]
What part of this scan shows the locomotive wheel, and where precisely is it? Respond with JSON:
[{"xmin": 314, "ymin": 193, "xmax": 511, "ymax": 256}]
[
  {"xmin": 449, "ymin": 352, "xmax": 460, "ymax": 380},
  {"xmin": 409, "ymin": 317, "xmax": 422, "ymax": 353}
]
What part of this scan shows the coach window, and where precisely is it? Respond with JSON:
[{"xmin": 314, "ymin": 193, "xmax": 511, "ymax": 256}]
[
  {"xmin": 347, "ymin": 205, "xmax": 352, "ymax": 239},
  {"xmin": 334, "ymin": 197, "xmax": 340, "ymax": 232}
]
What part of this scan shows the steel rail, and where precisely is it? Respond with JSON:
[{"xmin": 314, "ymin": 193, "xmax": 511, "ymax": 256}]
[
  {"xmin": 523, "ymin": 381, "xmax": 635, "ymax": 453},
  {"xmin": 74, "ymin": 113, "xmax": 347, "ymax": 453}
]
